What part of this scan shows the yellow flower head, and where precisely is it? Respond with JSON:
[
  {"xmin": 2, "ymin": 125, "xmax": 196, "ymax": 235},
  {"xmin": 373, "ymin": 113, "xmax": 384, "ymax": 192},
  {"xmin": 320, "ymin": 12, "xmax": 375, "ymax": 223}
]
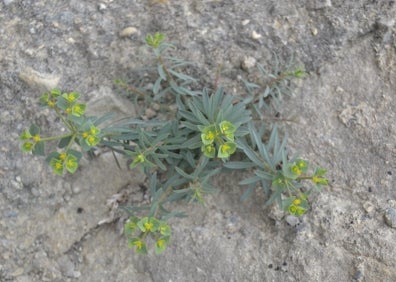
[{"xmin": 32, "ymin": 134, "xmax": 41, "ymax": 143}]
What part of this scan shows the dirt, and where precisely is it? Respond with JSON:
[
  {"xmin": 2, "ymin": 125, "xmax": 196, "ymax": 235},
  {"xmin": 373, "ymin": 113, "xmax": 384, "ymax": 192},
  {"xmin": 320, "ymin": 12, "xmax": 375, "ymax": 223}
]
[{"xmin": 0, "ymin": 0, "xmax": 395, "ymax": 281}]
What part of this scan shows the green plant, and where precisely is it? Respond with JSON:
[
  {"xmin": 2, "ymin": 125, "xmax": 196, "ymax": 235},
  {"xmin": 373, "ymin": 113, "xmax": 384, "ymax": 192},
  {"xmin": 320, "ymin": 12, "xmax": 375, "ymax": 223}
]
[{"xmin": 20, "ymin": 32, "xmax": 328, "ymax": 254}]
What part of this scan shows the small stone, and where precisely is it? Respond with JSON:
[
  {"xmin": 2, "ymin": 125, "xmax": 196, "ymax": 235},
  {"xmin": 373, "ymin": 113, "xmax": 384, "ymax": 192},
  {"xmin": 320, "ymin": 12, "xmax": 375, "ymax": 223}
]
[
  {"xmin": 363, "ymin": 202, "xmax": 374, "ymax": 214},
  {"xmin": 242, "ymin": 19, "xmax": 250, "ymax": 26},
  {"xmin": 388, "ymin": 199, "xmax": 396, "ymax": 208},
  {"xmin": 311, "ymin": 27, "xmax": 318, "ymax": 36},
  {"xmin": 145, "ymin": 108, "xmax": 157, "ymax": 119},
  {"xmin": 152, "ymin": 103, "xmax": 161, "ymax": 111},
  {"xmin": 11, "ymin": 267, "xmax": 24, "ymax": 277},
  {"xmin": 19, "ymin": 67, "xmax": 60, "ymax": 92},
  {"xmin": 72, "ymin": 185, "xmax": 81, "ymax": 194},
  {"xmin": 312, "ymin": 0, "xmax": 332, "ymax": 9},
  {"xmin": 241, "ymin": 56, "xmax": 256, "ymax": 71},
  {"xmin": 98, "ymin": 3, "xmax": 107, "ymax": 11},
  {"xmin": 120, "ymin": 27, "xmax": 138, "ymax": 38},
  {"xmin": 66, "ymin": 37, "xmax": 76, "ymax": 44},
  {"xmin": 57, "ymin": 255, "xmax": 80, "ymax": 278},
  {"xmin": 251, "ymin": 30, "xmax": 262, "ymax": 40},
  {"xmin": 285, "ymin": 215, "xmax": 300, "ymax": 227},
  {"xmin": 384, "ymin": 208, "xmax": 396, "ymax": 228},
  {"xmin": 3, "ymin": 0, "xmax": 15, "ymax": 5}
]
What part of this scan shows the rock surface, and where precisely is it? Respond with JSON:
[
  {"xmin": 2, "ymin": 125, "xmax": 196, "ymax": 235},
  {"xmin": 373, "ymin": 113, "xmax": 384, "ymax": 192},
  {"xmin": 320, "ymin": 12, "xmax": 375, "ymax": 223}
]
[{"xmin": 0, "ymin": 1, "xmax": 395, "ymax": 281}]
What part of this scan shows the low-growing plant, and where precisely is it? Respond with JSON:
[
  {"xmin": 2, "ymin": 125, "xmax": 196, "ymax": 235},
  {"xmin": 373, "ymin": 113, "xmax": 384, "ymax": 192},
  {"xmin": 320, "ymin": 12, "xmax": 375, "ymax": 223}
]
[{"xmin": 20, "ymin": 32, "xmax": 328, "ymax": 254}]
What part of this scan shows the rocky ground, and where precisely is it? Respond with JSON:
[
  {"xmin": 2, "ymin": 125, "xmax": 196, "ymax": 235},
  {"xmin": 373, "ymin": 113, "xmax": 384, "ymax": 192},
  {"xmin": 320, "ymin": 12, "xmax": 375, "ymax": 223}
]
[{"xmin": 0, "ymin": 0, "xmax": 395, "ymax": 281}]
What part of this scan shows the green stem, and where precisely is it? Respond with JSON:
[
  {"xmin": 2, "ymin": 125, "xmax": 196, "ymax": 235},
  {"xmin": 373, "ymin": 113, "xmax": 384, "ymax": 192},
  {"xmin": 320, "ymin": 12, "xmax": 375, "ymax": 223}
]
[
  {"xmin": 152, "ymin": 186, "xmax": 173, "ymax": 219},
  {"xmin": 40, "ymin": 133, "xmax": 74, "ymax": 142},
  {"xmin": 54, "ymin": 107, "xmax": 75, "ymax": 132}
]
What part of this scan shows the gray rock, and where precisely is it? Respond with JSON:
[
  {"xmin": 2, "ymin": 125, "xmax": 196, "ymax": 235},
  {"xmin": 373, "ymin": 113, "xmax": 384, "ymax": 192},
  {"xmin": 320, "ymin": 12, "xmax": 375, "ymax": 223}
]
[
  {"xmin": 285, "ymin": 215, "xmax": 300, "ymax": 227},
  {"xmin": 119, "ymin": 27, "xmax": 139, "ymax": 38},
  {"xmin": 57, "ymin": 255, "xmax": 80, "ymax": 278},
  {"xmin": 311, "ymin": 0, "xmax": 332, "ymax": 9},
  {"xmin": 3, "ymin": 0, "xmax": 14, "ymax": 5},
  {"xmin": 19, "ymin": 67, "xmax": 60, "ymax": 92},
  {"xmin": 384, "ymin": 208, "xmax": 396, "ymax": 228}
]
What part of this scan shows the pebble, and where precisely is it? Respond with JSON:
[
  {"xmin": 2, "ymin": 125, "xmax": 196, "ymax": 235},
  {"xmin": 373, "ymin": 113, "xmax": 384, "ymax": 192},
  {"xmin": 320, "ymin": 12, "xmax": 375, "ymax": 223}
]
[
  {"xmin": 145, "ymin": 108, "xmax": 157, "ymax": 119},
  {"xmin": 3, "ymin": 0, "xmax": 15, "ymax": 5},
  {"xmin": 285, "ymin": 215, "xmax": 300, "ymax": 227},
  {"xmin": 362, "ymin": 201, "xmax": 374, "ymax": 214},
  {"xmin": 72, "ymin": 185, "xmax": 81, "ymax": 194},
  {"xmin": 152, "ymin": 103, "xmax": 161, "ymax": 111},
  {"xmin": 251, "ymin": 30, "xmax": 262, "ymax": 40},
  {"xmin": 98, "ymin": 3, "xmax": 107, "ymax": 11},
  {"xmin": 120, "ymin": 27, "xmax": 138, "ymax": 38},
  {"xmin": 11, "ymin": 267, "xmax": 24, "ymax": 277},
  {"xmin": 19, "ymin": 67, "xmax": 60, "ymax": 92},
  {"xmin": 57, "ymin": 255, "xmax": 81, "ymax": 278},
  {"xmin": 242, "ymin": 19, "xmax": 250, "ymax": 26},
  {"xmin": 311, "ymin": 27, "xmax": 318, "ymax": 36},
  {"xmin": 241, "ymin": 56, "xmax": 256, "ymax": 71},
  {"xmin": 384, "ymin": 208, "xmax": 396, "ymax": 228}
]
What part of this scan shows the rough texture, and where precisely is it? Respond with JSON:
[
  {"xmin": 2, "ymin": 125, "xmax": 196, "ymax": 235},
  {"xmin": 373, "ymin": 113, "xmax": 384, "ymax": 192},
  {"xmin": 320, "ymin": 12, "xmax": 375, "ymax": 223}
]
[{"xmin": 1, "ymin": 1, "xmax": 395, "ymax": 281}]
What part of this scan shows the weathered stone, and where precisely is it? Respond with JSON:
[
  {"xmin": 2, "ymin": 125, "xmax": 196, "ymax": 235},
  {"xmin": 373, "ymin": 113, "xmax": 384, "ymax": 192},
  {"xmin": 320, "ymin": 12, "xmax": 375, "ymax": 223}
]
[
  {"xmin": 19, "ymin": 67, "xmax": 60, "ymax": 92},
  {"xmin": 119, "ymin": 27, "xmax": 138, "ymax": 38},
  {"xmin": 384, "ymin": 208, "xmax": 396, "ymax": 228}
]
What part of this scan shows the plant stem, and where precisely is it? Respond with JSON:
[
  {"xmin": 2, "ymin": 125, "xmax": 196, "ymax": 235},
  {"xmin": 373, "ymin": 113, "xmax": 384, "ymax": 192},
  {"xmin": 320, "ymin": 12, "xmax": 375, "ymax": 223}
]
[{"xmin": 40, "ymin": 133, "xmax": 74, "ymax": 142}]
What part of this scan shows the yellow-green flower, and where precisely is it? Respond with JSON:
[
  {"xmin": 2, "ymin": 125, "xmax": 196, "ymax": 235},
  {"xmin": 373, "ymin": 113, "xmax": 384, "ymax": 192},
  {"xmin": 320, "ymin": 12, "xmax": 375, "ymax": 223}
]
[
  {"xmin": 125, "ymin": 216, "xmax": 139, "ymax": 236},
  {"xmin": 89, "ymin": 125, "xmax": 100, "ymax": 135},
  {"xmin": 137, "ymin": 217, "xmax": 159, "ymax": 233},
  {"xmin": 48, "ymin": 100, "xmax": 56, "ymax": 107},
  {"xmin": 85, "ymin": 135, "xmax": 100, "ymax": 147},
  {"xmin": 21, "ymin": 142, "xmax": 34, "ymax": 152},
  {"xmin": 219, "ymin": 120, "xmax": 236, "ymax": 134},
  {"xmin": 128, "ymin": 238, "xmax": 147, "ymax": 254},
  {"xmin": 32, "ymin": 134, "xmax": 41, "ymax": 143},
  {"xmin": 82, "ymin": 131, "xmax": 89, "ymax": 138},
  {"xmin": 65, "ymin": 154, "xmax": 78, "ymax": 173},
  {"xmin": 296, "ymin": 206, "xmax": 306, "ymax": 216},
  {"xmin": 64, "ymin": 92, "xmax": 80, "ymax": 103},
  {"xmin": 130, "ymin": 153, "xmax": 145, "ymax": 169},
  {"xmin": 312, "ymin": 176, "xmax": 328, "ymax": 185},
  {"xmin": 288, "ymin": 197, "xmax": 307, "ymax": 216},
  {"xmin": 59, "ymin": 152, "xmax": 67, "ymax": 160},
  {"xmin": 50, "ymin": 158, "xmax": 64, "ymax": 176},
  {"xmin": 217, "ymin": 141, "xmax": 236, "ymax": 158},
  {"xmin": 19, "ymin": 130, "xmax": 32, "ymax": 140},
  {"xmin": 201, "ymin": 144, "xmax": 215, "ymax": 158},
  {"xmin": 201, "ymin": 125, "xmax": 217, "ymax": 145},
  {"xmin": 288, "ymin": 204, "xmax": 298, "ymax": 215},
  {"xmin": 291, "ymin": 165, "xmax": 302, "ymax": 176},
  {"xmin": 155, "ymin": 236, "xmax": 170, "ymax": 254},
  {"xmin": 71, "ymin": 103, "xmax": 86, "ymax": 117},
  {"xmin": 158, "ymin": 222, "xmax": 171, "ymax": 236},
  {"xmin": 292, "ymin": 198, "xmax": 301, "ymax": 206}
]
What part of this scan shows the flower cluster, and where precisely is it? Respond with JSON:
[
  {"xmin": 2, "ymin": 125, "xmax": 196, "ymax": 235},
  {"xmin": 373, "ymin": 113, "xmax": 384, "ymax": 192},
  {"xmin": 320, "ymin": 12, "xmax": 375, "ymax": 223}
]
[
  {"xmin": 19, "ymin": 124, "xmax": 44, "ymax": 155},
  {"xmin": 124, "ymin": 216, "xmax": 171, "ymax": 254},
  {"xmin": 80, "ymin": 125, "xmax": 101, "ymax": 147},
  {"xmin": 312, "ymin": 167, "xmax": 328, "ymax": 189},
  {"xmin": 199, "ymin": 121, "xmax": 237, "ymax": 159},
  {"xmin": 47, "ymin": 150, "xmax": 82, "ymax": 175},
  {"xmin": 287, "ymin": 159, "xmax": 309, "ymax": 179},
  {"xmin": 40, "ymin": 89, "xmax": 86, "ymax": 117},
  {"xmin": 288, "ymin": 197, "xmax": 308, "ymax": 216}
]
